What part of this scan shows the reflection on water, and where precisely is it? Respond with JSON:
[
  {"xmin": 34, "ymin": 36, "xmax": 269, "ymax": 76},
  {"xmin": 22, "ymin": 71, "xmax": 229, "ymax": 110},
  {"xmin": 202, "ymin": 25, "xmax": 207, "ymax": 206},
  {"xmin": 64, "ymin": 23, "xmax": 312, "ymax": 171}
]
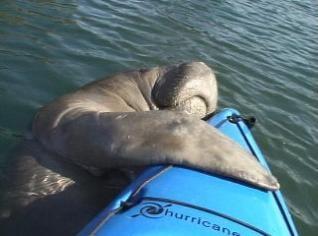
[{"xmin": 0, "ymin": 0, "xmax": 317, "ymax": 235}]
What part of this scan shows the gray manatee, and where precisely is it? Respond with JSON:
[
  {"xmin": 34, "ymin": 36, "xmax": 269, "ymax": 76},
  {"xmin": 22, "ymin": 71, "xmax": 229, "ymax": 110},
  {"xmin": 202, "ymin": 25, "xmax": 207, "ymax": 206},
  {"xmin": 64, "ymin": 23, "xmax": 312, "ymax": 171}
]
[{"xmin": 0, "ymin": 62, "xmax": 279, "ymax": 235}]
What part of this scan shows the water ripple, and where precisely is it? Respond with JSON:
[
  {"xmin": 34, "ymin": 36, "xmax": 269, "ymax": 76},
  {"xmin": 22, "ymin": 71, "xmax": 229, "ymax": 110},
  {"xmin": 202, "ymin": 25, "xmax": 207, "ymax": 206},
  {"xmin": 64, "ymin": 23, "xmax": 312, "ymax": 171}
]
[{"xmin": 0, "ymin": 0, "xmax": 317, "ymax": 234}]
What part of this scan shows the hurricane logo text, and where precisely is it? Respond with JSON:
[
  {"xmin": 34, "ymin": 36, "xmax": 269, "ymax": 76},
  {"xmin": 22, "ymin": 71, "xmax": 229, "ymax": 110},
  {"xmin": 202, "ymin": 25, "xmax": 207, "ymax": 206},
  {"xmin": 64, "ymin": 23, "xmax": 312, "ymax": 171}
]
[{"xmin": 131, "ymin": 202, "xmax": 172, "ymax": 218}]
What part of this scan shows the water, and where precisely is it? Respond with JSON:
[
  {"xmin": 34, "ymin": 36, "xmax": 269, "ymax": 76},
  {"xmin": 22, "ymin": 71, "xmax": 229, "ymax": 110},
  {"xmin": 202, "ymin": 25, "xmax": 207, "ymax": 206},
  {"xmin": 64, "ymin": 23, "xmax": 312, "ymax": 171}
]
[{"xmin": 0, "ymin": 0, "xmax": 317, "ymax": 234}]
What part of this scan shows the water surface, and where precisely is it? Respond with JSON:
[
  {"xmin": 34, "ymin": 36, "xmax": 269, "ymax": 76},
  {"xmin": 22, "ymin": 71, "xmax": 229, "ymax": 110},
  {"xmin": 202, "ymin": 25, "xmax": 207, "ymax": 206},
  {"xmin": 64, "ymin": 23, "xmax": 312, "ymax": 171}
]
[{"xmin": 0, "ymin": 0, "xmax": 317, "ymax": 235}]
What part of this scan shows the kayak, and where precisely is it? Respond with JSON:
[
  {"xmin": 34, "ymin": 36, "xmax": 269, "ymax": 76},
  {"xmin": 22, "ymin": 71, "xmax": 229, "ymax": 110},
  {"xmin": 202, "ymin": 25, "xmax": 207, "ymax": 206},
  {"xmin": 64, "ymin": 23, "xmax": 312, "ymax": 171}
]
[{"xmin": 79, "ymin": 108, "xmax": 298, "ymax": 236}]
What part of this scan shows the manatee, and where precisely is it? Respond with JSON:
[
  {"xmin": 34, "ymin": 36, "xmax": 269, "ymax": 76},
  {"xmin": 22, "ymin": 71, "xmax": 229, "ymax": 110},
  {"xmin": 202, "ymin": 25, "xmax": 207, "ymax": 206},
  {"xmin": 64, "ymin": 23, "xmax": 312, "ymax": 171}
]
[{"xmin": 0, "ymin": 62, "xmax": 279, "ymax": 235}]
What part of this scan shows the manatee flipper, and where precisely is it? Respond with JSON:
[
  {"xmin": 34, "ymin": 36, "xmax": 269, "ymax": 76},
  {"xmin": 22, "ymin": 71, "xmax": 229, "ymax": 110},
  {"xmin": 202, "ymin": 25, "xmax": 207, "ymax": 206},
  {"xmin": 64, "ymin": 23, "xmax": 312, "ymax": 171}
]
[{"xmin": 32, "ymin": 62, "xmax": 279, "ymax": 190}]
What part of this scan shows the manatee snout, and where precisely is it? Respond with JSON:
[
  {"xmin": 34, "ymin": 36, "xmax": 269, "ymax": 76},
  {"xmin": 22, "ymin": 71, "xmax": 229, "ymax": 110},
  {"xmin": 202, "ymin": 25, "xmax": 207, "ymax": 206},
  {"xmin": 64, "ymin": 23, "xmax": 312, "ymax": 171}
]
[{"xmin": 153, "ymin": 62, "xmax": 218, "ymax": 118}]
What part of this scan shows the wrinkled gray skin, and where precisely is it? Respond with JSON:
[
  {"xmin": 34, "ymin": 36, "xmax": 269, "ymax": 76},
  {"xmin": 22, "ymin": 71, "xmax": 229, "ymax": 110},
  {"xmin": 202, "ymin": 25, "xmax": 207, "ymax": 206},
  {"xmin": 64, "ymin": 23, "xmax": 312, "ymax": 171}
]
[{"xmin": 0, "ymin": 62, "xmax": 279, "ymax": 235}]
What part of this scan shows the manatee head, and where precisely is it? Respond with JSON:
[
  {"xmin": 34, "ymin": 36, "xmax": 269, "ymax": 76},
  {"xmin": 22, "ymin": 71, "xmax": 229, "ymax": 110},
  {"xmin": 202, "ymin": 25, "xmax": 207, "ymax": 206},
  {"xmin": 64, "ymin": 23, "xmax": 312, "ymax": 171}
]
[{"xmin": 153, "ymin": 62, "xmax": 217, "ymax": 118}]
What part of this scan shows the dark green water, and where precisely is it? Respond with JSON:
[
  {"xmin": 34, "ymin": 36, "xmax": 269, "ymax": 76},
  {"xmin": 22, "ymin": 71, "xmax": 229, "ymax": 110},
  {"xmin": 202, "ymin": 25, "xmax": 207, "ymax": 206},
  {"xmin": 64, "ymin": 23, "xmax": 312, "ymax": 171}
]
[{"xmin": 0, "ymin": 0, "xmax": 317, "ymax": 234}]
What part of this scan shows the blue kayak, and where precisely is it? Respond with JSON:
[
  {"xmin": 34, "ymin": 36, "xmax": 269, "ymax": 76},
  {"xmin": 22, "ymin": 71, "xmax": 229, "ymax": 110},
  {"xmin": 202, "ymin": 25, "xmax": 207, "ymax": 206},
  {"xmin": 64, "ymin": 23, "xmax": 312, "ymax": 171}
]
[{"xmin": 79, "ymin": 108, "xmax": 298, "ymax": 236}]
